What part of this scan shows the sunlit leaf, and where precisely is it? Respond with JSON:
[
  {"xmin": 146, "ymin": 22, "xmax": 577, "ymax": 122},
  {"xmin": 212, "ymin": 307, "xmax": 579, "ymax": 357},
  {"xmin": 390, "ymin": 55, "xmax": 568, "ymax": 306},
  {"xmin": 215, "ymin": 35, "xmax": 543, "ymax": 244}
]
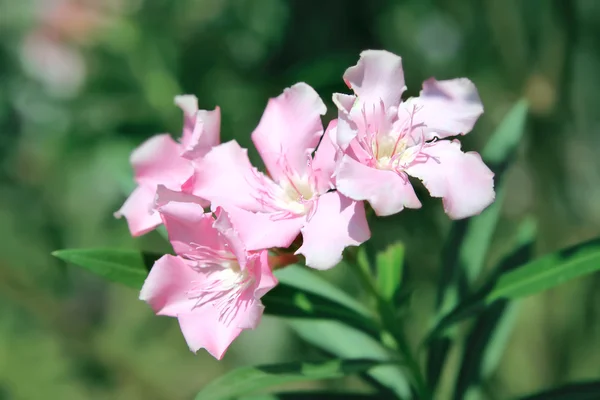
[
  {"xmin": 241, "ymin": 392, "xmax": 388, "ymax": 399},
  {"xmin": 195, "ymin": 359, "xmax": 389, "ymax": 400}
]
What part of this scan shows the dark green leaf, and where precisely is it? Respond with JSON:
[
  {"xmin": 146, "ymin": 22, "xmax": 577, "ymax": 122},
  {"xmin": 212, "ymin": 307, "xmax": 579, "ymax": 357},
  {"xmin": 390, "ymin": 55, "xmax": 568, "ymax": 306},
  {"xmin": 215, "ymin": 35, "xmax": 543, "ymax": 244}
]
[
  {"xmin": 487, "ymin": 237, "xmax": 600, "ymax": 302},
  {"xmin": 194, "ymin": 359, "xmax": 388, "ymax": 400},
  {"xmin": 52, "ymin": 248, "xmax": 157, "ymax": 289},
  {"xmin": 517, "ymin": 381, "xmax": 600, "ymax": 400},
  {"xmin": 375, "ymin": 243, "xmax": 404, "ymax": 302}
]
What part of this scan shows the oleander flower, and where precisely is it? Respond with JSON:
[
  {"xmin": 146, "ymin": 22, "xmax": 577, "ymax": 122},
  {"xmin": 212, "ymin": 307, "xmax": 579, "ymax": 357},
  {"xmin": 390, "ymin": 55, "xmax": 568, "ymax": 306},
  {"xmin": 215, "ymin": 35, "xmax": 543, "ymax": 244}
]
[
  {"xmin": 140, "ymin": 191, "xmax": 277, "ymax": 359},
  {"xmin": 191, "ymin": 83, "xmax": 370, "ymax": 270},
  {"xmin": 332, "ymin": 50, "xmax": 495, "ymax": 219},
  {"xmin": 115, "ymin": 96, "xmax": 220, "ymax": 235}
]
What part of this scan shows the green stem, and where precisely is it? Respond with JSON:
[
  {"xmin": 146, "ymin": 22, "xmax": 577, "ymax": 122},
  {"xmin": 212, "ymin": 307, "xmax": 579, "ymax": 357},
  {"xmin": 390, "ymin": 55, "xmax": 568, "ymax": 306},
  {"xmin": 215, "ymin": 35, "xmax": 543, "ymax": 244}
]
[{"xmin": 345, "ymin": 249, "xmax": 430, "ymax": 399}]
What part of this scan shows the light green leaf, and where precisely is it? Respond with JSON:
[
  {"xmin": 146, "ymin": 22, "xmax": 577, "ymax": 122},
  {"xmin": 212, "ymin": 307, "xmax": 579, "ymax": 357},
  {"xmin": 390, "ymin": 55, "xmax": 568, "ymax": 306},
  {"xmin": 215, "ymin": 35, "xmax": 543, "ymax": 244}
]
[
  {"xmin": 289, "ymin": 320, "xmax": 410, "ymax": 399},
  {"xmin": 52, "ymin": 248, "xmax": 155, "ymax": 289},
  {"xmin": 375, "ymin": 243, "xmax": 404, "ymax": 301},
  {"xmin": 195, "ymin": 359, "xmax": 388, "ymax": 400},
  {"xmin": 487, "ymin": 237, "xmax": 600, "ymax": 302},
  {"xmin": 481, "ymin": 99, "xmax": 529, "ymax": 165}
]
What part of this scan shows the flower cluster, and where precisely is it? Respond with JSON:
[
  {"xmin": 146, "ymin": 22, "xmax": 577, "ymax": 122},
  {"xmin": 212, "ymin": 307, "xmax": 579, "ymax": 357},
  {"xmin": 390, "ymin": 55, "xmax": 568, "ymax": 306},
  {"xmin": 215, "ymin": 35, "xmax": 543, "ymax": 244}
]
[{"xmin": 118, "ymin": 50, "xmax": 495, "ymax": 359}]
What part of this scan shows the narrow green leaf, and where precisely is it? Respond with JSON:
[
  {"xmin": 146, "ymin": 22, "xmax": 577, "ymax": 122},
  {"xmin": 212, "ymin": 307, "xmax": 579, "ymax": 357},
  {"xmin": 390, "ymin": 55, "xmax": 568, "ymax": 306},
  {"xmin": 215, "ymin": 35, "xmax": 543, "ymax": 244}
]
[
  {"xmin": 262, "ymin": 283, "xmax": 380, "ymax": 339},
  {"xmin": 241, "ymin": 392, "xmax": 388, "ymax": 400},
  {"xmin": 487, "ymin": 237, "xmax": 600, "ymax": 302},
  {"xmin": 195, "ymin": 359, "xmax": 388, "ymax": 400},
  {"xmin": 517, "ymin": 381, "xmax": 600, "ymax": 400},
  {"xmin": 288, "ymin": 320, "xmax": 410, "ymax": 399},
  {"xmin": 273, "ymin": 265, "xmax": 371, "ymax": 317},
  {"xmin": 375, "ymin": 243, "xmax": 404, "ymax": 301},
  {"xmin": 52, "ymin": 248, "xmax": 155, "ymax": 289},
  {"xmin": 481, "ymin": 99, "xmax": 529, "ymax": 165}
]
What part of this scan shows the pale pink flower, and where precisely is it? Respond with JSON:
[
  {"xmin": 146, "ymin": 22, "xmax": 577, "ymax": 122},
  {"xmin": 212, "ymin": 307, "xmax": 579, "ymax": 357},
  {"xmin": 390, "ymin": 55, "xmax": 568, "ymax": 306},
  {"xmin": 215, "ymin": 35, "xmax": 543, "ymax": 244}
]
[
  {"xmin": 115, "ymin": 96, "xmax": 220, "ymax": 236},
  {"xmin": 191, "ymin": 83, "xmax": 370, "ymax": 270},
  {"xmin": 140, "ymin": 191, "xmax": 277, "ymax": 359},
  {"xmin": 332, "ymin": 50, "xmax": 495, "ymax": 219}
]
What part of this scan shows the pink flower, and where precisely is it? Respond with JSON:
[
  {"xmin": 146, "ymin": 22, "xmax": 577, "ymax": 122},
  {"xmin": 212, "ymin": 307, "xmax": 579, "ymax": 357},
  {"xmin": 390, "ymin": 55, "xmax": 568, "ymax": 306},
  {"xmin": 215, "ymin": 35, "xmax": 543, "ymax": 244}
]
[
  {"xmin": 115, "ymin": 96, "xmax": 220, "ymax": 236},
  {"xmin": 192, "ymin": 83, "xmax": 371, "ymax": 270},
  {"xmin": 332, "ymin": 50, "xmax": 495, "ymax": 219},
  {"xmin": 140, "ymin": 191, "xmax": 277, "ymax": 359}
]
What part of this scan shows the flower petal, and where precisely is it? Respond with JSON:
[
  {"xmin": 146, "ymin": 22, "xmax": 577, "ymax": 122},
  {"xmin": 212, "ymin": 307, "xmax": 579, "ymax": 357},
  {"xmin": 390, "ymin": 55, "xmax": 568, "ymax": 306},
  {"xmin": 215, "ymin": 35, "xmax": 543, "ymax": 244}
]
[
  {"xmin": 251, "ymin": 83, "xmax": 326, "ymax": 181},
  {"xmin": 212, "ymin": 206, "xmax": 248, "ymax": 267},
  {"xmin": 158, "ymin": 200, "xmax": 222, "ymax": 256},
  {"xmin": 407, "ymin": 78, "xmax": 483, "ymax": 140},
  {"xmin": 254, "ymin": 251, "xmax": 278, "ymax": 298},
  {"xmin": 332, "ymin": 93, "xmax": 360, "ymax": 150},
  {"xmin": 178, "ymin": 308, "xmax": 243, "ymax": 359},
  {"xmin": 139, "ymin": 254, "xmax": 198, "ymax": 317},
  {"xmin": 335, "ymin": 155, "xmax": 422, "ymax": 216},
  {"xmin": 297, "ymin": 191, "xmax": 370, "ymax": 270},
  {"xmin": 181, "ymin": 107, "xmax": 221, "ymax": 160},
  {"xmin": 131, "ymin": 134, "xmax": 193, "ymax": 187},
  {"xmin": 343, "ymin": 50, "xmax": 406, "ymax": 112},
  {"xmin": 114, "ymin": 185, "xmax": 162, "ymax": 236},
  {"xmin": 405, "ymin": 140, "xmax": 495, "ymax": 219},
  {"xmin": 223, "ymin": 205, "xmax": 304, "ymax": 251},
  {"xmin": 311, "ymin": 119, "xmax": 340, "ymax": 193},
  {"xmin": 191, "ymin": 140, "xmax": 263, "ymax": 211},
  {"xmin": 174, "ymin": 95, "xmax": 198, "ymax": 145}
]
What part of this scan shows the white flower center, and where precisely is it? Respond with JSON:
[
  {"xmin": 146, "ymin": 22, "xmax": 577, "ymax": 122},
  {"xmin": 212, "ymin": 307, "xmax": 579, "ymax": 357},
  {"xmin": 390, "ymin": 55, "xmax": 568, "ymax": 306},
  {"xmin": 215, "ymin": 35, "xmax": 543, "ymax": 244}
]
[{"xmin": 276, "ymin": 175, "xmax": 315, "ymax": 215}]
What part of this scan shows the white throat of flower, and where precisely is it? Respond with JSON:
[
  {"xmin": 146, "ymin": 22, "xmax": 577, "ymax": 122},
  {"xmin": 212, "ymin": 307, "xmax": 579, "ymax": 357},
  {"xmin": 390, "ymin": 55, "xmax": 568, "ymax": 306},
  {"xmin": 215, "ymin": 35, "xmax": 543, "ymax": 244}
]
[{"xmin": 186, "ymin": 244, "xmax": 255, "ymax": 325}]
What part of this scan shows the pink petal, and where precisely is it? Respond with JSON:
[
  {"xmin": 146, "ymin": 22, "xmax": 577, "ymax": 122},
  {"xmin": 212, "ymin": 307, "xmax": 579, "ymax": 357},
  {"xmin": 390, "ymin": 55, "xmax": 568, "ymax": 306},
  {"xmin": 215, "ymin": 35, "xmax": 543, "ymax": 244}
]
[
  {"xmin": 174, "ymin": 95, "xmax": 198, "ymax": 145},
  {"xmin": 407, "ymin": 78, "xmax": 483, "ymax": 140},
  {"xmin": 251, "ymin": 83, "xmax": 326, "ymax": 181},
  {"xmin": 332, "ymin": 93, "xmax": 360, "ymax": 150},
  {"xmin": 155, "ymin": 184, "xmax": 208, "ymax": 209},
  {"xmin": 191, "ymin": 140, "xmax": 263, "ymax": 211},
  {"xmin": 178, "ymin": 308, "xmax": 243, "ymax": 359},
  {"xmin": 223, "ymin": 205, "xmax": 304, "ymax": 251},
  {"xmin": 158, "ymin": 200, "xmax": 223, "ymax": 256},
  {"xmin": 254, "ymin": 251, "xmax": 278, "ymax": 298},
  {"xmin": 181, "ymin": 107, "xmax": 221, "ymax": 160},
  {"xmin": 335, "ymin": 155, "xmax": 422, "ymax": 216},
  {"xmin": 212, "ymin": 206, "xmax": 248, "ymax": 267},
  {"xmin": 139, "ymin": 254, "xmax": 198, "ymax": 317},
  {"xmin": 405, "ymin": 140, "xmax": 495, "ymax": 219},
  {"xmin": 297, "ymin": 191, "xmax": 370, "ymax": 270},
  {"xmin": 343, "ymin": 50, "xmax": 406, "ymax": 112},
  {"xmin": 114, "ymin": 185, "xmax": 162, "ymax": 236},
  {"xmin": 130, "ymin": 134, "xmax": 193, "ymax": 187},
  {"xmin": 311, "ymin": 119, "xmax": 340, "ymax": 193}
]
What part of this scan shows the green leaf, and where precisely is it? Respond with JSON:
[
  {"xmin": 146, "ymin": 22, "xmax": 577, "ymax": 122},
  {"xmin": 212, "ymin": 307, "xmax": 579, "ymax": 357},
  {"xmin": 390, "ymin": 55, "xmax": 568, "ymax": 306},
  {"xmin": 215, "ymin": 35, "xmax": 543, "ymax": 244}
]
[
  {"xmin": 241, "ymin": 392, "xmax": 388, "ymax": 399},
  {"xmin": 428, "ymin": 100, "xmax": 529, "ymax": 390},
  {"xmin": 195, "ymin": 359, "xmax": 388, "ymax": 400},
  {"xmin": 262, "ymin": 283, "xmax": 380, "ymax": 339},
  {"xmin": 517, "ymin": 381, "xmax": 600, "ymax": 400},
  {"xmin": 487, "ymin": 237, "xmax": 600, "ymax": 302},
  {"xmin": 481, "ymin": 99, "xmax": 529, "ymax": 165},
  {"xmin": 288, "ymin": 320, "xmax": 410, "ymax": 399},
  {"xmin": 273, "ymin": 265, "xmax": 371, "ymax": 317},
  {"xmin": 375, "ymin": 243, "xmax": 404, "ymax": 302},
  {"xmin": 52, "ymin": 248, "xmax": 156, "ymax": 289}
]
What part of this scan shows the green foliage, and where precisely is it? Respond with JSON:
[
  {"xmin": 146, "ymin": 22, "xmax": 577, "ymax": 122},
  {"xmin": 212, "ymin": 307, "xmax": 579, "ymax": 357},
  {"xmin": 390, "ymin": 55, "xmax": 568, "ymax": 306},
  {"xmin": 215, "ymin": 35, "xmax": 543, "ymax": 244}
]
[
  {"xmin": 375, "ymin": 243, "xmax": 405, "ymax": 302},
  {"xmin": 487, "ymin": 237, "xmax": 600, "ymax": 301},
  {"xmin": 517, "ymin": 381, "xmax": 600, "ymax": 400},
  {"xmin": 195, "ymin": 359, "xmax": 389, "ymax": 400},
  {"xmin": 52, "ymin": 248, "xmax": 159, "ymax": 289}
]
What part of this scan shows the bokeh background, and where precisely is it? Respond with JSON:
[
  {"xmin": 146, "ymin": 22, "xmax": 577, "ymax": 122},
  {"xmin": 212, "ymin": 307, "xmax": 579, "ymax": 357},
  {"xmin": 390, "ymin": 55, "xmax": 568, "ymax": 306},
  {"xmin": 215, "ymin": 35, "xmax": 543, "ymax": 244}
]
[{"xmin": 1, "ymin": 0, "xmax": 599, "ymax": 399}]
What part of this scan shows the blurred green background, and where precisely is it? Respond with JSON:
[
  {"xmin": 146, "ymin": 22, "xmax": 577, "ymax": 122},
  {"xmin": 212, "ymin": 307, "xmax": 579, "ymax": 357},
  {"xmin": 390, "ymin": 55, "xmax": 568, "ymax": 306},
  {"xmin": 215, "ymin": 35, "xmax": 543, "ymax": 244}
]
[{"xmin": 1, "ymin": 0, "xmax": 599, "ymax": 399}]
